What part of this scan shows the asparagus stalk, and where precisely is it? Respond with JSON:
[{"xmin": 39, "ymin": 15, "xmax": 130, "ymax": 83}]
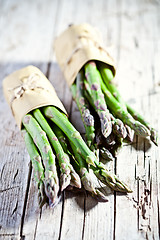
[
  {"xmin": 32, "ymin": 109, "xmax": 81, "ymax": 191},
  {"xmin": 43, "ymin": 106, "xmax": 98, "ymax": 167},
  {"xmin": 126, "ymin": 104, "xmax": 158, "ymax": 146},
  {"xmin": 99, "ymin": 77, "xmax": 151, "ymax": 137},
  {"xmin": 52, "ymin": 123, "xmax": 69, "ymax": 154},
  {"xmin": 84, "ymin": 61, "xmax": 112, "ymax": 138},
  {"xmin": 22, "ymin": 128, "xmax": 46, "ymax": 207},
  {"xmin": 50, "ymin": 123, "xmax": 82, "ymax": 188},
  {"xmin": 22, "ymin": 114, "xmax": 59, "ymax": 205},
  {"xmin": 84, "ymin": 77, "xmax": 127, "ymax": 140},
  {"xmin": 71, "ymin": 71, "xmax": 95, "ymax": 148},
  {"xmin": 99, "ymin": 64, "xmax": 127, "ymax": 110}
]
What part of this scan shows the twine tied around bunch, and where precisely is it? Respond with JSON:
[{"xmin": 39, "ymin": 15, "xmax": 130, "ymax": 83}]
[{"xmin": 8, "ymin": 73, "xmax": 47, "ymax": 115}]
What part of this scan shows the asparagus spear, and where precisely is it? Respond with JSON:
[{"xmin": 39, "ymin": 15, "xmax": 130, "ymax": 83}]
[
  {"xmin": 43, "ymin": 106, "xmax": 98, "ymax": 167},
  {"xmin": 99, "ymin": 64, "xmax": 127, "ymax": 110},
  {"xmin": 79, "ymin": 83, "xmax": 117, "ymax": 159},
  {"xmin": 99, "ymin": 77, "xmax": 151, "ymax": 137},
  {"xmin": 50, "ymin": 122, "xmax": 82, "ymax": 189},
  {"xmin": 33, "ymin": 109, "xmax": 81, "ymax": 191},
  {"xmin": 84, "ymin": 78, "xmax": 127, "ymax": 140},
  {"xmin": 53, "ymin": 124, "xmax": 82, "ymax": 188},
  {"xmin": 71, "ymin": 71, "xmax": 95, "ymax": 148},
  {"xmin": 84, "ymin": 61, "xmax": 112, "ymax": 138},
  {"xmin": 52, "ymin": 123, "xmax": 69, "ymax": 154},
  {"xmin": 70, "ymin": 141, "xmax": 108, "ymax": 202},
  {"xmin": 22, "ymin": 128, "xmax": 46, "ymax": 207},
  {"xmin": 91, "ymin": 162, "xmax": 132, "ymax": 193},
  {"xmin": 22, "ymin": 114, "xmax": 59, "ymax": 205},
  {"xmin": 126, "ymin": 104, "xmax": 158, "ymax": 146}
]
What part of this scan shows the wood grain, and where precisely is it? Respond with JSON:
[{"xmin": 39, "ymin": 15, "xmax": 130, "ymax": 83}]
[{"xmin": 0, "ymin": 0, "xmax": 160, "ymax": 240}]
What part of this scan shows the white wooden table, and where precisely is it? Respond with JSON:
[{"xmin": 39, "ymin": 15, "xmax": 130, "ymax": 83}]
[{"xmin": 0, "ymin": 0, "xmax": 160, "ymax": 239}]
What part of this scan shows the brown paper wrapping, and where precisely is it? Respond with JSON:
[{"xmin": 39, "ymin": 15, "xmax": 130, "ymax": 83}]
[
  {"xmin": 54, "ymin": 23, "xmax": 116, "ymax": 86},
  {"xmin": 3, "ymin": 65, "xmax": 67, "ymax": 129}
]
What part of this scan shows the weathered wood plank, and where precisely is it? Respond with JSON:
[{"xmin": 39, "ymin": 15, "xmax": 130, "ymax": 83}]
[
  {"xmin": 114, "ymin": 0, "xmax": 160, "ymax": 239},
  {"xmin": 0, "ymin": 0, "xmax": 60, "ymax": 239},
  {"xmin": 79, "ymin": 0, "xmax": 122, "ymax": 239},
  {"xmin": 54, "ymin": 1, "xmax": 117, "ymax": 239},
  {"xmin": 0, "ymin": 0, "xmax": 160, "ymax": 239}
]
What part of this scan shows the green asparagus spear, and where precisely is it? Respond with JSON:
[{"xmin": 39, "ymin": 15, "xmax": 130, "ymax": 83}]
[
  {"xmin": 70, "ymin": 141, "xmax": 108, "ymax": 202},
  {"xmin": 22, "ymin": 114, "xmax": 59, "ymax": 205},
  {"xmin": 22, "ymin": 128, "xmax": 46, "ymax": 207},
  {"xmin": 33, "ymin": 108, "xmax": 81, "ymax": 191},
  {"xmin": 126, "ymin": 104, "xmax": 158, "ymax": 146},
  {"xmin": 50, "ymin": 123, "xmax": 82, "ymax": 189},
  {"xmin": 71, "ymin": 71, "xmax": 95, "ymax": 148},
  {"xmin": 52, "ymin": 123, "xmax": 69, "ymax": 154},
  {"xmin": 43, "ymin": 106, "xmax": 98, "ymax": 167},
  {"xmin": 52, "ymin": 123, "xmax": 83, "ymax": 188},
  {"xmin": 98, "ymin": 64, "xmax": 127, "ymax": 110},
  {"xmin": 99, "ymin": 77, "xmax": 150, "ymax": 137},
  {"xmin": 84, "ymin": 77, "xmax": 127, "ymax": 139},
  {"xmin": 91, "ymin": 162, "xmax": 132, "ymax": 193},
  {"xmin": 84, "ymin": 61, "xmax": 112, "ymax": 138}
]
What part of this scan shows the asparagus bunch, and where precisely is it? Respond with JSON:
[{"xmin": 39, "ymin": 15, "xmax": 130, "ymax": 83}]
[
  {"xmin": 70, "ymin": 61, "xmax": 158, "ymax": 162},
  {"xmin": 22, "ymin": 108, "xmax": 81, "ymax": 207},
  {"xmin": 22, "ymin": 105, "xmax": 132, "ymax": 207}
]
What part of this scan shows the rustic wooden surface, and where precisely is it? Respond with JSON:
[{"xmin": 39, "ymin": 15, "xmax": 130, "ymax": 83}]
[{"xmin": 0, "ymin": 0, "xmax": 160, "ymax": 239}]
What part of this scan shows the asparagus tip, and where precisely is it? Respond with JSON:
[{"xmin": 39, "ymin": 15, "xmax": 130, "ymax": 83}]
[
  {"xmin": 70, "ymin": 170, "xmax": 82, "ymax": 189},
  {"xmin": 150, "ymin": 128, "xmax": 158, "ymax": 146},
  {"xmin": 134, "ymin": 121, "xmax": 151, "ymax": 137},
  {"xmin": 60, "ymin": 173, "xmax": 71, "ymax": 192},
  {"xmin": 49, "ymin": 194, "xmax": 62, "ymax": 208}
]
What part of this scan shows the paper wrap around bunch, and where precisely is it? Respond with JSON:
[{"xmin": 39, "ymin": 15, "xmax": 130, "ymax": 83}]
[
  {"xmin": 3, "ymin": 66, "xmax": 67, "ymax": 129},
  {"xmin": 54, "ymin": 23, "xmax": 116, "ymax": 86}
]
